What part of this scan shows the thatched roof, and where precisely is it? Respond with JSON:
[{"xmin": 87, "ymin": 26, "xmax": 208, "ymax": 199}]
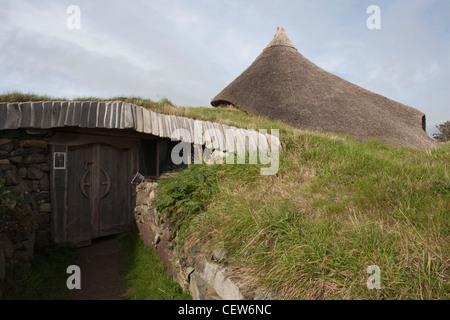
[{"xmin": 211, "ymin": 27, "xmax": 437, "ymax": 150}]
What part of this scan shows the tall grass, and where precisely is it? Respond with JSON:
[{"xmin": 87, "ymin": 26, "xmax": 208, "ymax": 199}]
[
  {"xmin": 158, "ymin": 128, "xmax": 449, "ymax": 300},
  {"xmin": 119, "ymin": 230, "xmax": 191, "ymax": 300}
]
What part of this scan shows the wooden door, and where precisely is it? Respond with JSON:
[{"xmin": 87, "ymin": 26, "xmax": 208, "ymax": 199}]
[
  {"xmin": 97, "ymin": 144, "xmax": 130, "ymax": 237},
  {"xmin": 66, "ymin": 143, "xmax": 131, "ymax": 246},
  {"xmin": 66, "ymin": 144, "xmax": 92, "ymax": 246}
]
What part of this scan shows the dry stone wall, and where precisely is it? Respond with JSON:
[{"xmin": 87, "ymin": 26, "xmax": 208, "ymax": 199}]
[
  {"xmin": 134, "ymin": 180, "xmax": 277, "ymax": 300},
  {"xmin": 0, "ymin": 130, "xmax": 52, "ymax": 280}
]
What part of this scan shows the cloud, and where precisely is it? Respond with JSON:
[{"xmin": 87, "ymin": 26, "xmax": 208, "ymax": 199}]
[{"xmin": 0, "ymin": 0, "xmax": 449, "ymax": 133}]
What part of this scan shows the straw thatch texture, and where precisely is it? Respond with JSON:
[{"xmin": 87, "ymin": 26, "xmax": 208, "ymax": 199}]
[{"xmin": 212, "ymin": 28, "xmax": 436, "ymax": 150}]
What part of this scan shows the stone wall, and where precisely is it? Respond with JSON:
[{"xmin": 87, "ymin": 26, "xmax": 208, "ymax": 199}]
[
  {"xmin": 134, "ymin": 181, "xmax": 277, "ymax": 300},
  {"xmin": 0, "ymin": 129, "xmax": 52, "ymax": 281}
]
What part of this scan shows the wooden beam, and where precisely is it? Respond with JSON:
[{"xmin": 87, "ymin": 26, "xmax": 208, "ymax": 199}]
[{"xmin": 156, "ymin": 141, "xmax": 160, "ymax": 177}]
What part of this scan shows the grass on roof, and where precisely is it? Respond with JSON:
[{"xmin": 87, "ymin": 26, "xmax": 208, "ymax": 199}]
[{"xmin": 0, "ymin": 91, "xmax": 291, "ymax": 133}]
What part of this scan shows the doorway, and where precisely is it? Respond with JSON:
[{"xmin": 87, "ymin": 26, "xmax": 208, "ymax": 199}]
[{"xmin": 64, "ymin": 143, "xmax": 132, "ymax": 246}]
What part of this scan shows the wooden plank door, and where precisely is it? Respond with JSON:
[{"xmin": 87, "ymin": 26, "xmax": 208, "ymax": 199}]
[
  {"xmin": 97, "ymin": 143, "xmax": 131, "ymax": 237},
  {"xmin": 66, "ymin": 143, "xmax": 131, "ymax": 246},
  {"xmin": 66, "ymin": 144, "xmax": 93, "ymax": 246}
]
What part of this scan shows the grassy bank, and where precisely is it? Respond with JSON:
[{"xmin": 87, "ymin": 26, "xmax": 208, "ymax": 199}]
[{"xmin": 157, "ymin": 131, "xmax": 449, "ymax": 299}]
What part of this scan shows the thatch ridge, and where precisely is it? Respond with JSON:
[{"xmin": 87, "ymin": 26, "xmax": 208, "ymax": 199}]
[{"xmin": 211, "ymin": 27, "xmax": 436, "ymax": 150}]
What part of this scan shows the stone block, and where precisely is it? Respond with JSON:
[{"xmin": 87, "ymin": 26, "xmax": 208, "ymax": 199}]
[
  {"xmin": 19, "ymin": 140, "xmax": 48, "ymax": 149},
  {"xmin": 32, "ymin": 180, "xmax": 40, "ymax": 192},
  {"xmin": 213, "ymin": 268, "xmax": 244, "ymax": 300},
  {"xmin": 33, "ymin": 191, "xmax": 50, "ymax": 203},
  {"xmin": 0, "ymin": 235, "xmax": 14, "ymax": 259},
  {"xmin": 0, "ymin": 138, "xmax": 12, "ymax": 145},
  {"xmin": 23, "ymin": 154, "xmax": 47, "ymax": 165},
  {"xmin": 9, "ymin": 156, "xmax": 22, "ymax": 165},
  {"xmin": 27, "ymin": 167, "xmax": 44, "ymax": 180},
  {"xmin": 135, "ymin": 191, "xmax": 149, "ymax": 206},
  {"xmin": 39, "ymin": 203, "xmax": 51, "ymax": 213},
  {"xmin": 18, "ymin": 168, "xmax": 27, "ymax": 179},
  {"xmin": 4, "ymin": 170, "xmax": 19, "ymax": 185},
  {"xmin": 9, "ymin": 148, "xmax": 24, "ymax": 157},
  {"xmin": 0, "ymin": 164, "xmax": 11, "ymax": 171},
  {"xmin": 18, "ymin": 180, "xmax": 32, "ymax": 193},
  {"xmin": 212, "ymin": 243, "xmax": 227, "ymax": 262},
  {"xmin": 39, "ymin": 174, "xmax": 50, "ymax": 190},
  {"xmin": 189, "ymin": 272, "xmax": 208, "ymax": 300},
  {"xmin": 254, "ymin": 289, "xmax": 278, "ymax": 300},
  {"xmin": 0, "ymin": 142, "xmax": 15, "ymax": 152},
  {"xmin": 22, "ymin": 147, "xmax": 37, "ymax": 158},
  {"xmin": 36, "ymin": 212, "xmax": 50, "ymax": 225}
]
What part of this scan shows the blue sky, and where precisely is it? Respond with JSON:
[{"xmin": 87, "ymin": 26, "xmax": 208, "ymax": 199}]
[{"xmin": 0, "ymin": 0, "xmax": 449, "ymax": 135}]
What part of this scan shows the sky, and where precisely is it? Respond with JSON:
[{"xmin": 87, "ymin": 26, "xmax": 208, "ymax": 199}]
[{"xmin": 0, "ymin": 0, "xmax": 449, "ymax": 135}]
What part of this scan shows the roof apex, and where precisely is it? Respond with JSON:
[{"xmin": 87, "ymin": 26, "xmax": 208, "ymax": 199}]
[{"xmin": 265, "ymin": 27, "xmax": 297, "ymax": 50}]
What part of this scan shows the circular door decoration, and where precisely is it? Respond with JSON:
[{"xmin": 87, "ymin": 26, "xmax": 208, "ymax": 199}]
[{"xmin": 80, "ymin": 168, "xmax": 111, "ymax": 199}]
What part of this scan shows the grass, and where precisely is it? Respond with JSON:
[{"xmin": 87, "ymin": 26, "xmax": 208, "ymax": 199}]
[
  {"xmin": 119, "ymin": 230, "xmax": 191, "ymax": 300},
  {"xmin": 0, "ymin": 242, "xmax": 78, "ymax": 300},
  {"xmin": 1, "ymin": 92, "xmax": 449, "ymax": 299},
  {"xmin": 166, "ymin": 134, "xmax": 449, "ymax": 300},
  {"xmin": 1, "ymin": 231, "xmax": 191, "ymax": 300}
]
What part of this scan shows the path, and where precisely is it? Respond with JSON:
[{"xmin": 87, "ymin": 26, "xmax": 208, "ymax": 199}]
[{"xmin": 70, "ymin": 235, "xmax": 128, "ymax": 300}]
